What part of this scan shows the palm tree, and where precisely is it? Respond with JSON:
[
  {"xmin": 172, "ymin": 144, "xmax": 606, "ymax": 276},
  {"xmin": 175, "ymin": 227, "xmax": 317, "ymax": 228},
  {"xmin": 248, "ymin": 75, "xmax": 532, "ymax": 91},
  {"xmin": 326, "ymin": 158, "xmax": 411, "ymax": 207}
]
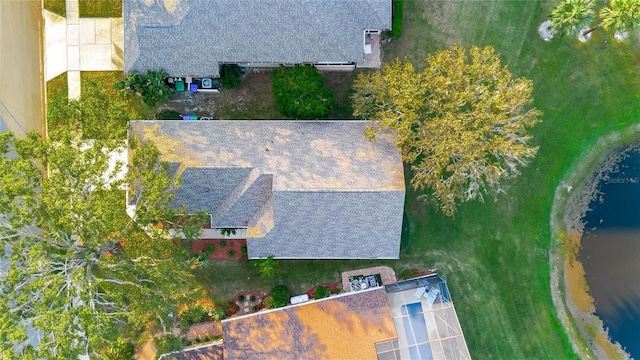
[
  {"xmin": 600, "ymin": 0, "xmax": 640, "ymax": 32},
  {"xmin": 252, "ymin": 255, "xmax": 279, "ymax": 277},
  {"xmin": 551, "ymin": 0, "xmax": 596, "ymax": 36}
]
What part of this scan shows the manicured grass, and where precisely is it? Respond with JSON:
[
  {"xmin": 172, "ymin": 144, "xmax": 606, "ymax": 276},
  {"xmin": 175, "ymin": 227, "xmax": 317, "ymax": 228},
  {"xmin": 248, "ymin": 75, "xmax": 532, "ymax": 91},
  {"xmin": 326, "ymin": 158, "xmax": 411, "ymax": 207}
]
[
  {"xmin": 390, "ymin": 0, "xmax": 403, "ymax": 38},
  {"xmin": 46, "ymin": 72, "xmax": 68, "ymax": 103},
  {"xmin": 384, "ymin": 0, "xmax": 640, "ymax": 358},
  {"xmin": 193, "ymin": 1, "xmax": 640, "ymax": 359},
  {"xmin": 45, "ymin": 72, "xmax": 68, "ymax": 125},
  {"xmin": 81, "ymin": 71, "xmax": 153, "ymax": 120},
  {"xmin": 43, "ymin": 0, "xmax": 66, "ymax": 17},
  {"xmin": 79, "ymin": 0, "xmax": 122, "ymax": 18}
]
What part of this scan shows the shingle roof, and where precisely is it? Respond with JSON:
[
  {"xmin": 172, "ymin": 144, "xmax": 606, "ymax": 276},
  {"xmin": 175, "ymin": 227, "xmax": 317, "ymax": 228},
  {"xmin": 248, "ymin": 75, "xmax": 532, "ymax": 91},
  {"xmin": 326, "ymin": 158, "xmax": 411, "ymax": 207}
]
[
  {"xmin": 221, "ymin": 287, "xmax": 397, "ymax": 360},
  {"xmin": 130, "ymin": 120, "xmax": 405, "ymax": 259},
  {"xmin": 124, "ymin": 0, "xmax": 392, "ymax": 77},
  {"xmin": 164, "ymin": 342, "xmax": 224, "ymax": 360}
]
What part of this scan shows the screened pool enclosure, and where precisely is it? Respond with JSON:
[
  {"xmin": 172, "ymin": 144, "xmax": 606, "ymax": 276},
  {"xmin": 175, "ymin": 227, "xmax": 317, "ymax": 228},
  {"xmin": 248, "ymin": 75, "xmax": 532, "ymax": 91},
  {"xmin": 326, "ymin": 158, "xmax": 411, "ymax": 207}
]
[{"xmin": 376, "ymin": 274, "xmax": 471, "ymax": 360}]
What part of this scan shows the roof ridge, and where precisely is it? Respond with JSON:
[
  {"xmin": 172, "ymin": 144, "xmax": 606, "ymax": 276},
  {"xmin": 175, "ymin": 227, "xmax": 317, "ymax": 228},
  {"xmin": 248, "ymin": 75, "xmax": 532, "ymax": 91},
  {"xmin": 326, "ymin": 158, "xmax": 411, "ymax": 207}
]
[{"xmin": 210, "ymin": 168, "xmax": 262, "ymax": 222}]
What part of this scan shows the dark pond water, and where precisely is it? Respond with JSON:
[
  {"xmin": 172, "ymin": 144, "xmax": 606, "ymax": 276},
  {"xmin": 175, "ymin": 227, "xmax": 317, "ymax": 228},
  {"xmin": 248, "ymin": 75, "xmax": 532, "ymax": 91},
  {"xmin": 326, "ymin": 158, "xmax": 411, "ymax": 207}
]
[{"xmin": 579, "ymin": 147, "xmax": 640, "ymax": 358}]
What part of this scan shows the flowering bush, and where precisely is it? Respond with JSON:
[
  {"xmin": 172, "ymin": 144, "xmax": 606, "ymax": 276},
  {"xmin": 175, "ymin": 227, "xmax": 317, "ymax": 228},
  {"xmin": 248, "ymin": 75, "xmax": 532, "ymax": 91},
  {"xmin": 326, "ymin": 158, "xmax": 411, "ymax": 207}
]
[{"xmin": 178, "ymin": 300, "xmax": 219, "ymax": 332}]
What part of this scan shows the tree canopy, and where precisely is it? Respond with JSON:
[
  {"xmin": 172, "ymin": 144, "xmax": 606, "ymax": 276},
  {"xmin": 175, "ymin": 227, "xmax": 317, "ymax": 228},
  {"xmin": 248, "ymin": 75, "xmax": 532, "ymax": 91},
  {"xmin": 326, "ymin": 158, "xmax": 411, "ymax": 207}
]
[
  {"xmin": 352, "ymin": 45, "xmax": 541, "ymax": 216},
  {"xmin": 0, "ymin": 129, "xmax": 206, "ymax": 359},
  {"xmin": 551, "ymin": 0, "xmax": 640, "ymax": 37},
  {"xmin": 551, "ymin": 0, "xmax": 596, "ymax": 36}
]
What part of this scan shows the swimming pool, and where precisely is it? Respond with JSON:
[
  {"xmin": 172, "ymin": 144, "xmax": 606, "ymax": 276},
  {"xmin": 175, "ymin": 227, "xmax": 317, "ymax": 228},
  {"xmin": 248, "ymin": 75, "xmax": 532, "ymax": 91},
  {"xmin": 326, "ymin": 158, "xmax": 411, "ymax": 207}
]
[{"xmin": 401, "ymin": 302, "xmax": 433, "ymax": 360}]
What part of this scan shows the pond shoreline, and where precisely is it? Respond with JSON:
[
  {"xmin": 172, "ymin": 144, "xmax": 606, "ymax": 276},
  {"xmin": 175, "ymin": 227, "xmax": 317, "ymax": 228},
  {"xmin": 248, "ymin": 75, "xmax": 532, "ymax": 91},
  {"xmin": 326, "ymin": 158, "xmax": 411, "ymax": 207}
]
[{"xmin": 550, "ymin": 125, "xmax": 640, "ymax": 360}]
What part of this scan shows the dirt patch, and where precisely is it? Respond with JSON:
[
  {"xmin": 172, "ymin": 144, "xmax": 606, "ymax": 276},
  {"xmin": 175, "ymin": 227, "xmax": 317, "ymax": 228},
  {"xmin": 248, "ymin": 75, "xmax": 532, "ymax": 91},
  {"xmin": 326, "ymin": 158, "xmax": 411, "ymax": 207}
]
[
  {"xmin": 564, "ymin": 231, "xmax": 594, "ymax": 314},
  {"xmin": 157, "ymin": 71, "xmax": 277, "ymax": 120},
  {"xmin": 155, "ymin": 70, "xmax": 356, "ymax": 120}
]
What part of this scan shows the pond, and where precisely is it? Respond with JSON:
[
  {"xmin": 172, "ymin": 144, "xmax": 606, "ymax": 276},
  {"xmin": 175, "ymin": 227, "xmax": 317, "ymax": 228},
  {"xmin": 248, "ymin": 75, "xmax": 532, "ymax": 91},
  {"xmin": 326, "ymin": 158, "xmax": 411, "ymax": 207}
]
[{"xmin": 578, "ymin": 145, "xmax": 640, "ymax": 358}]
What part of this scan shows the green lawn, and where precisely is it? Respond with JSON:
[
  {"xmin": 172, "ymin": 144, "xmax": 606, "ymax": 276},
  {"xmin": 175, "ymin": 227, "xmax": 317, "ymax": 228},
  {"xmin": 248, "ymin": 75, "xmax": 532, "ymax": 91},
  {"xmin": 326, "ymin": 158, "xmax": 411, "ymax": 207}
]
[
  {"xmin": 43, "ymin": 0, "xmax": 66, "ymax": 17},
  {"xmin": 80, "ymin": 71, "xmax": 153, "ymax": 120},
  {"xmin": 194, "ymin": 0, "xmax": 640, "ymax": 359},
  {"xmin": 79, "ymin": 0, "xmax": 122, "ymax": 18}
]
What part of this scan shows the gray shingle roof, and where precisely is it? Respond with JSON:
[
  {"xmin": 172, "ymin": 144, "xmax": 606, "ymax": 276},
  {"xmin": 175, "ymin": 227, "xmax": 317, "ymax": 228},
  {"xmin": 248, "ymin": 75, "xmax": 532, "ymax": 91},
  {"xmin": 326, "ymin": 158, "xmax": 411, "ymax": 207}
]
[
  {"xmin": 130, "ymin": 120, "xmax": 404, "ymax": 259},
  {"xmin": 124, "ymin": 0, "xmax": 392, "ymax": 77}
]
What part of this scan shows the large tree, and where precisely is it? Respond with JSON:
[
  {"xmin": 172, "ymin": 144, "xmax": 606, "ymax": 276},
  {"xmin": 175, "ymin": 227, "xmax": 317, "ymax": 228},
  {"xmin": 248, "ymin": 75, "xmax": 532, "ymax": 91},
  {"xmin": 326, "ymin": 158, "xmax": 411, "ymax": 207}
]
[
  {"xmin": 0, "ymin": 129, "xmax": 206, "ymax": 359},
  {"xmin": 352, "ymin": 45, "xmax": 541, "ymax": 216}
]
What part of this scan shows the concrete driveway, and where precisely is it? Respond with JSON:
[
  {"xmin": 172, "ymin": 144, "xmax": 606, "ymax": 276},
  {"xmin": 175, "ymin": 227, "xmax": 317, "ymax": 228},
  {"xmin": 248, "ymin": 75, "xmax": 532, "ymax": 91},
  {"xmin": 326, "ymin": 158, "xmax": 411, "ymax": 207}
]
[{"xmin": 0, "ymin": 0, "xmax": 45, "ymax": 137}]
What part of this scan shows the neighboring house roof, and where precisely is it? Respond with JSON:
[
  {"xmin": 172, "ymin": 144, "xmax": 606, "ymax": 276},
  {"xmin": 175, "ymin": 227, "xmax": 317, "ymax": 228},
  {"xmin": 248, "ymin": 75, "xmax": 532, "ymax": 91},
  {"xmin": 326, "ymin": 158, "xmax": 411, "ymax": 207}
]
[
  {"xmin": 130, "ymin": 120, "xmax": 405, "ymax": 259},
  {"xmin": 162, "ymin": 342, "xmax": 224, "ymax": 360},
  {"xmin": 124, "ymin": 0, "xmax": 392, "ymax": 77},
  {"xmin": 221, "ymin": 287, "xmax": 397, "ymax": 360}
]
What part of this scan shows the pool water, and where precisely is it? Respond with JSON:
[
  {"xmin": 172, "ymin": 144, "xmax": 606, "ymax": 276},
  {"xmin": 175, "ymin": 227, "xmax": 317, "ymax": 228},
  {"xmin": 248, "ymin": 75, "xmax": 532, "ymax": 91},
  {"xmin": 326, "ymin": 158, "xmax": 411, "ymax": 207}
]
[{"xmin": 400, "ymin": 302, "xmax": 433, "ymax": 360}]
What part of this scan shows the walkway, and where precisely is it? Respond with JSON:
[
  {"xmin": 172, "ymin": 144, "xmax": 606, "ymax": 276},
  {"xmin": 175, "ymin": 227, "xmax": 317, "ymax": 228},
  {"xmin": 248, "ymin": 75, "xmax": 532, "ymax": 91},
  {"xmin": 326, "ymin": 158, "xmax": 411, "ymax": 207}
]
[{"xmin": 44, "ymin": 0, "xmax": 124, "ymax": 99}]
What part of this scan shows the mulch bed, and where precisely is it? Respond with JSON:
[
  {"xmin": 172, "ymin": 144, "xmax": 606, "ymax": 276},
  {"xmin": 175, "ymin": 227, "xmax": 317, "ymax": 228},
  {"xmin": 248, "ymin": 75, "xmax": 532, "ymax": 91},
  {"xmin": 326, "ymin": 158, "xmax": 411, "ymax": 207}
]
[
  {"xmin": 306, "ymin": 282, "xmax": 341, "ymax": 299},
  {"xmin": 192, "ymin": 239, "xmax": 247, "ymax": 261},
  {"xmin": 228, "ymin": 291, "xmax": 267, "ymax": 317},
  {"xmin": 396, "ymin": 268, "xmax": 437, "ymax": 281}
]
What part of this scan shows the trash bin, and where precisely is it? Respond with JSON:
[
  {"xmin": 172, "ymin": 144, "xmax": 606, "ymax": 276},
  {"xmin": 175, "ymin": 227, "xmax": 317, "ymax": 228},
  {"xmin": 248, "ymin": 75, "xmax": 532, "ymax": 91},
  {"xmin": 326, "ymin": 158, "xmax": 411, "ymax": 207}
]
[{"xmin": 175, "ymin": 80, "xmax": 185, "ymax": 92}]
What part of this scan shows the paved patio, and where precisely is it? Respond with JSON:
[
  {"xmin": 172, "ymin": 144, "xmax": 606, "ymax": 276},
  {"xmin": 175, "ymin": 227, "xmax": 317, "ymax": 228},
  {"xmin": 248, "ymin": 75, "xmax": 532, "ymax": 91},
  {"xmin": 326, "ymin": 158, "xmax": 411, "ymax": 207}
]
[
  {"xmin": 359, "ymin": 33, "xmax": 382, "ymax": 69},
  {"xmin": 43, "ymin": 0, "xmax": 124, "ymax": 99},
  {"xmin": 341, "ymin": 265, "xmax": 396, "ymax": 293}
]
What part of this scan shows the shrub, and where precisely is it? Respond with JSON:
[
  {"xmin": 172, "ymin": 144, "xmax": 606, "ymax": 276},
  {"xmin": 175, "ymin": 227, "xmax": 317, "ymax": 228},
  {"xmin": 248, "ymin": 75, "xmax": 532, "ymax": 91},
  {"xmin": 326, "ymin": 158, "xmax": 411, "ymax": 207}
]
[
  {"xmin": 178, "ymin": 300, "xmax": 216, "ymax": 332},
  {"xmin": 155, "ymin": 109, "xmax": 182, "ymax": 120},
  {"xmin": 262, "ymin": 296, "xmax": 274, "ymax": 309},
  {"xmin": 238, "ymin": 294, "xmax": 245, "ymax": 302},
  {"xmin": 314, "ymin": 285, "xmax": 327, "ymax": 300},
  {"xmin": 220, "ymin": 228, "xmax": 237, "ymax": 237},
  {"xmin": 104, "ymin": 337, "xmax": 134, "ymax": 360},
  {"xmin": 116, "ymin": 69, "xmax": 173, "ymax": 106},
  {"xmin": 226, "ymin": 301, "xmax": 240, "ymax": 317},
  {"xmin": 250, "ymin": 295, "xmax": 257, "ymax": 302},
  {"xmin": 271, "ymin": 285, "xmax": 290, "ymax": 308},
  {"xmin": 228, "ymin": 250, "xmax": 235, "ymax": 258},
  {"xmin": 219, "ymin": 64, "xmax": 243, "ymax": 89},
  {"xmin": 212, "ymin": 307, "xmax": 227, "ymax": 321},
  {"xmin": 154, "ymin": 335, "xmax": 185, "ymax": 357},
  {"xmin": 196, "ymin": 251, "xmax": 208, "ymax": 262},
  {"xmin": 206, "ymin": 244, "xmax": 216, "ymax": 254},
  {"xmin": 271, "ymin": 65, "xmax": 334, "ymax": 119},
  {"xmin": 390, "ymin": 0, "xmax": 404, "ymax": 38},
  {"xmin": 219, "ymin": 240, "xmax": 227, "ymax": 248},
  {"xmin": 241, "ymin": 246, "xmax": 248, "ymax": 256}
]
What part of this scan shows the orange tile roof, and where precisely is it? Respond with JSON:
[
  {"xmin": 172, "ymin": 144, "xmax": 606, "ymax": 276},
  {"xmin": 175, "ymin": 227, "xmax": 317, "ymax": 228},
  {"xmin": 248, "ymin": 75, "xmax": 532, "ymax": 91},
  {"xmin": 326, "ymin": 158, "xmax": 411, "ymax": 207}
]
[{"xmin": 222, "ymin": 288, "xmax": 397, "ymax": 359}]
